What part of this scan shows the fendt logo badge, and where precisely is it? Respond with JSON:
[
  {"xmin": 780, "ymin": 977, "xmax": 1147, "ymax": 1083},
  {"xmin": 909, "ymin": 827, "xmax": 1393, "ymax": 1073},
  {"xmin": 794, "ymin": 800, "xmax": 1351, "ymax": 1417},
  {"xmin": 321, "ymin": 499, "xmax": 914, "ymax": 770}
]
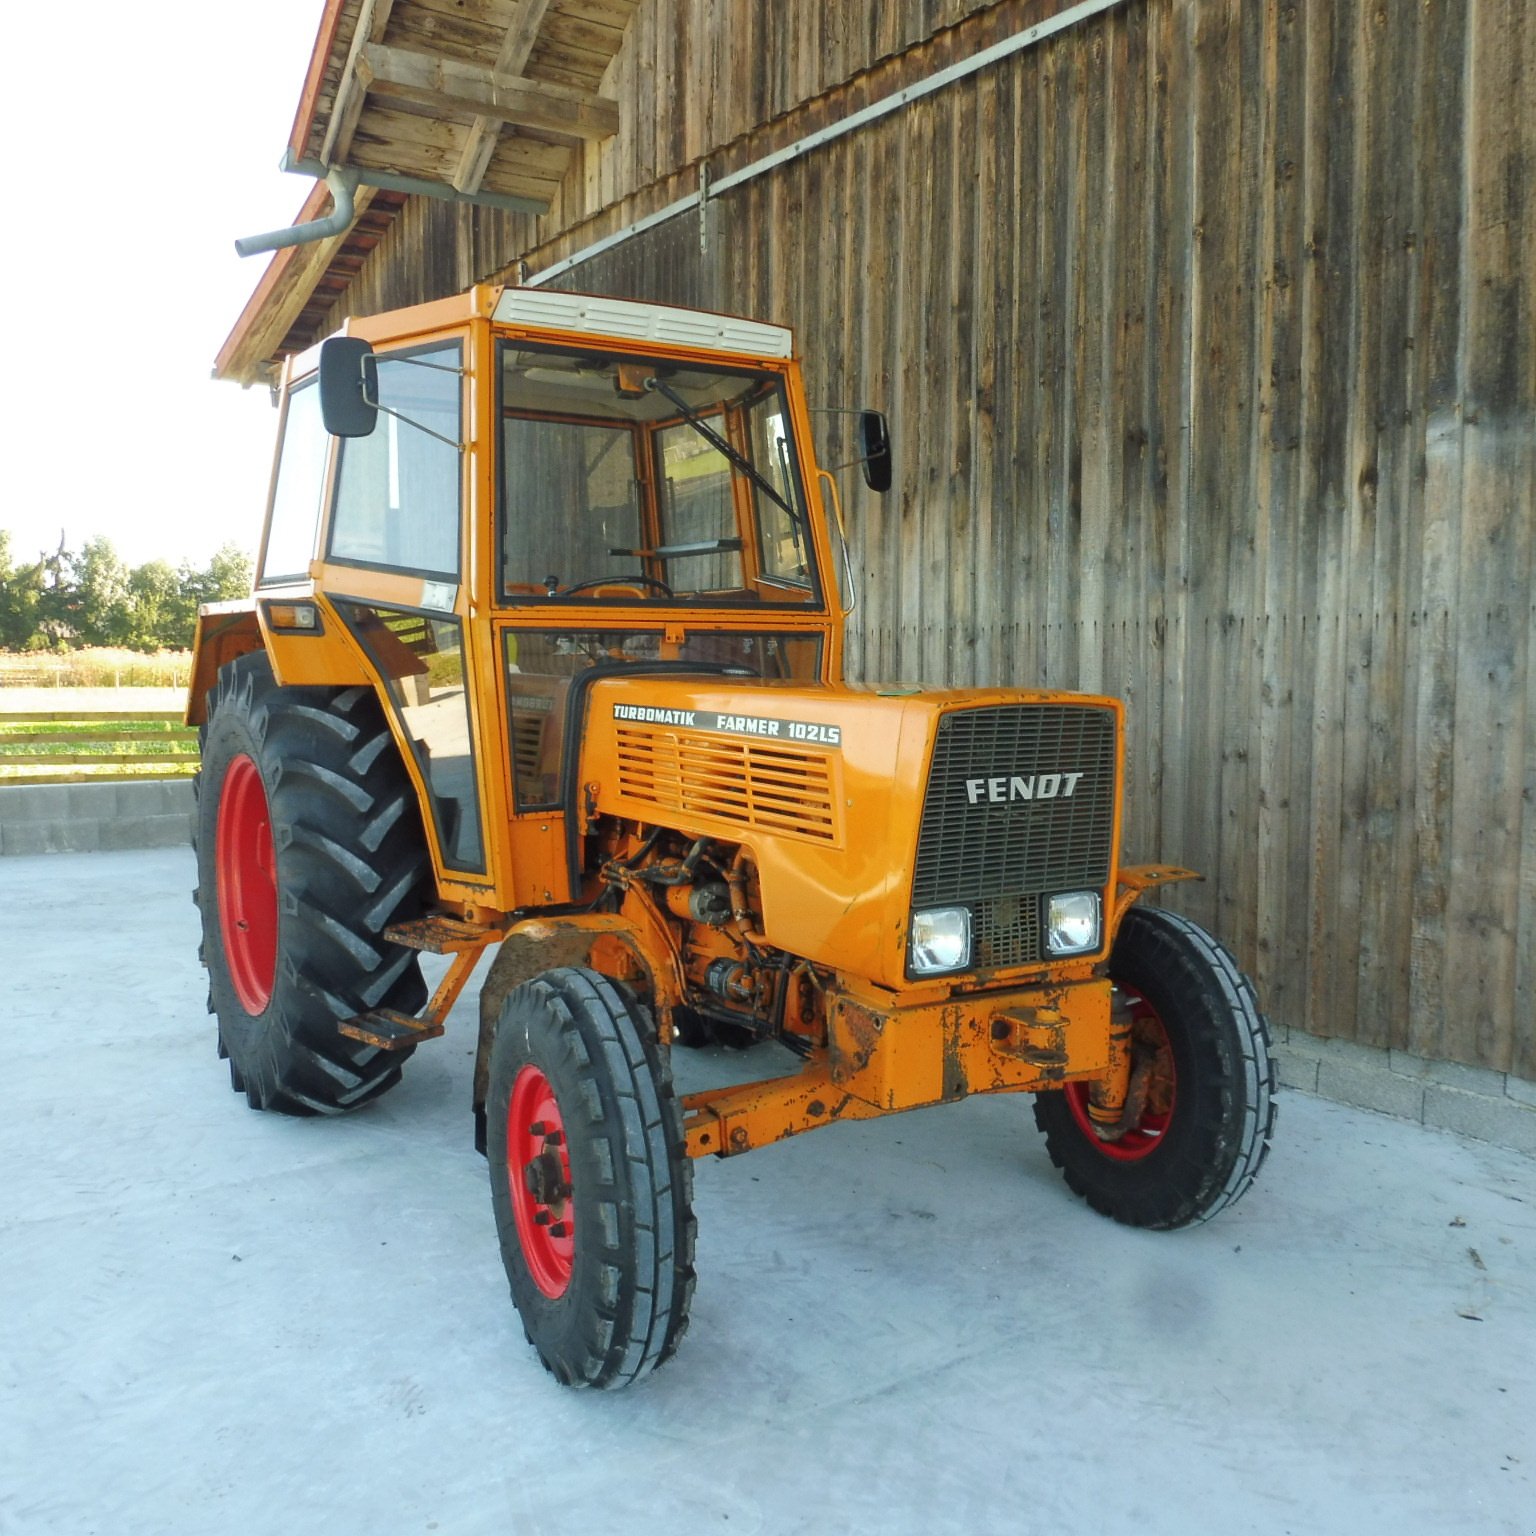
[{"xmin": 965, "ymin": 772, "xmax": 1085, "ymax": 806}]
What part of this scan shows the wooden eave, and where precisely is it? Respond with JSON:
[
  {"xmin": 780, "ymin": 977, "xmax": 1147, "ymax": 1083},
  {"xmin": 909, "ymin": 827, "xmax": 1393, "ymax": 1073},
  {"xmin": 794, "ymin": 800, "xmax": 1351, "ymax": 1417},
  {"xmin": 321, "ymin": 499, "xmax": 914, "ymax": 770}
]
[
  {"xmin": 215, "ymin": 182, "xmax": 409, "ymax": 386},
  {"xmin": 217, "ymin": 0, "xmax": 638, "ymax": 383}
]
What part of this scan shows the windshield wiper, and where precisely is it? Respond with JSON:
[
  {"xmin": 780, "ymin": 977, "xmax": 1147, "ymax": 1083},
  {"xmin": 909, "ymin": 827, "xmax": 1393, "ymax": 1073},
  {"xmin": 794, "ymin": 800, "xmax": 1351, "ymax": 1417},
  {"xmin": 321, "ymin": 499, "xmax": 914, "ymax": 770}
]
[{"xmin": 644, "ymin": 376, "xmax": 805, "ymax": 526}]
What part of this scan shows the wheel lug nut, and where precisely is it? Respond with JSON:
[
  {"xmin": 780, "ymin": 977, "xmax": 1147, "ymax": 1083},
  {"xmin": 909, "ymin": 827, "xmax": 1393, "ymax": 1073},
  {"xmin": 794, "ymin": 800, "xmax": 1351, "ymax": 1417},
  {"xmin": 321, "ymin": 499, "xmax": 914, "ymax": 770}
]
[
  {"xmin": 542, "ymin": 1129, "xmax": 563, "ymax": 1147},
  {"xmin": 534, "ymin": 1211, "xmax": 552, "ymax": 1226},
  {"xmin": 549, "ymin": 1222, "xmax": 569, "ymax": 1238},
  {"xmin": 529, "ymin": 1121, "xmax": 547, "ymax": 1137}
]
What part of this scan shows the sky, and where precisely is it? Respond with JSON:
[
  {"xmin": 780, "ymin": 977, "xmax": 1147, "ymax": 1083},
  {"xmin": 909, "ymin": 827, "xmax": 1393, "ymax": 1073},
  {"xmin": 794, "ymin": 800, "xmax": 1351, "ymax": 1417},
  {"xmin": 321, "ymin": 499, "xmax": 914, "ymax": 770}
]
[{"xmin": 4, "ymin": 1, "xmax": 331, "ymax": 570}]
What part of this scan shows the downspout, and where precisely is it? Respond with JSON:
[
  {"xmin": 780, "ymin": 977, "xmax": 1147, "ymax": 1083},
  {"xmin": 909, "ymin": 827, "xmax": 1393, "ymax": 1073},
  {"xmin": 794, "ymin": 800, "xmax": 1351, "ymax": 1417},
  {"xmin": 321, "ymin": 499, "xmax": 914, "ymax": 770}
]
[{"xmin": 234, "ymin": 168, "xmax": 360, "ymax": 258}]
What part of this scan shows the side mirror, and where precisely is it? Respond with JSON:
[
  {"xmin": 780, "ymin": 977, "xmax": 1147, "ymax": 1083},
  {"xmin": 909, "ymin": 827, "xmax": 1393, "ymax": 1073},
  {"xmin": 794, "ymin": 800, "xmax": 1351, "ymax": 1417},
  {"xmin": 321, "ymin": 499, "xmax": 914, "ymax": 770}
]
[
  {"xmin": 318, "ymin": 336, "xmax": 378, "ymax": 438},
  {"xmin": 858, "ymin": 410, "xmax": 892, "ymax": 493}
]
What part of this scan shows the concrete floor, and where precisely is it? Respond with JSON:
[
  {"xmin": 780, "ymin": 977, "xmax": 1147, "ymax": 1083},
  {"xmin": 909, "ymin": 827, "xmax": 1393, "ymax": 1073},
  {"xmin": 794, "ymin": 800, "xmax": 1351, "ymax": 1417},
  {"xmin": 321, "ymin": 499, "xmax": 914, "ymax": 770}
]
[{"xmin": 3, "ymin": 849, "xmax": 1533, "ymax": 1536}]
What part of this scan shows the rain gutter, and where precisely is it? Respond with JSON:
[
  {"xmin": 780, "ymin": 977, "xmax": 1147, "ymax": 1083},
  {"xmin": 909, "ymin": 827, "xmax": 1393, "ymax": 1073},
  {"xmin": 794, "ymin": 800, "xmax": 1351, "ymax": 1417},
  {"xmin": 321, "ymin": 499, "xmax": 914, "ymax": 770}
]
[{"xmin": 526, "ymin": 0, "xmax": 1131, "ymax": 287}]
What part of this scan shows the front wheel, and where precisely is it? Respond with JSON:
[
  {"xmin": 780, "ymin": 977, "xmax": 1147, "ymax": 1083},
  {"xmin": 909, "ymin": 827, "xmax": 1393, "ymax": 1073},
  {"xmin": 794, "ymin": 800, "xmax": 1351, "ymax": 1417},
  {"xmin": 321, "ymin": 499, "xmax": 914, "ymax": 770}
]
[
  {"xmin": 1032, "ymin": 907, "xmax": 1276, "ymax": 1229},
  {"xmin": 487, "ymin": 967, "xmax": 696, "ymax": 1389}
]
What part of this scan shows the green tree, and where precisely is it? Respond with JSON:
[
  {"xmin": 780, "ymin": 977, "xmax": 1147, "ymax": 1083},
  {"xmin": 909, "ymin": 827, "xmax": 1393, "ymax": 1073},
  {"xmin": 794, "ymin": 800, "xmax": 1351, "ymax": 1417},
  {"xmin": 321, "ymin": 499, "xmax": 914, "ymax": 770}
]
[
  {"xmin": 0, "ymin": 531, "xmax": 54, "ymax": 649},
  {"xmin": 126, "ymin": 559, "xmax": 188, "ymax": 650},
  {"xmin": 71, "ymin": 537, "xmax": 133, "ymax": 647},
  {"xmin": 0, "ymin": 532, "xmax": 256, "ymax": 652},
  {"xmin": 179, "ymin": 543, "xmax": 254, "ymax": 609}
]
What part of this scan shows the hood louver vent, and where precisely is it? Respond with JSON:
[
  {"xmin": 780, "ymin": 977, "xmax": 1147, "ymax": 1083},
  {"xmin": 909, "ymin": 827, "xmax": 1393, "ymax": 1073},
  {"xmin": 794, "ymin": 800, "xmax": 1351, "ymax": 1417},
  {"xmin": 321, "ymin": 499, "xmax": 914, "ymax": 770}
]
[{"xmin": 615, "ymin": 725, "xmax": 838, "ymax": 844}]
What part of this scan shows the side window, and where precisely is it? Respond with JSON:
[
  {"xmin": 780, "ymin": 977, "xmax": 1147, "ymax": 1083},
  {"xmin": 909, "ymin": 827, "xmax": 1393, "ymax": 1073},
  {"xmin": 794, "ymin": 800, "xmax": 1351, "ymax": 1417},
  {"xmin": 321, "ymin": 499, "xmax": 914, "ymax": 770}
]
[
  {"xmin": 340, "ymin": 603, "xmax": 485, "ymax": 872},
  {"xmin": 260, "ymin": 380, "xmax": 328, "ymax": 585},
  {"xmin": 330, "ymin": 343, "xmax": 462, "ymax": 577}
]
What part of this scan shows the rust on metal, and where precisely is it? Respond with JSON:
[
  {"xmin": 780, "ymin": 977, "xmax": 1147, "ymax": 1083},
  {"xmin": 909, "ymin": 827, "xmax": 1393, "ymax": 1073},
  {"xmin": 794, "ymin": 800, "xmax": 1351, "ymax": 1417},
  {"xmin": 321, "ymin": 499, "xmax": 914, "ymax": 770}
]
[
  {"xmin": 1088, "ymin": 988, "xmax": 1135, "ymax": 1124},
  {"xmin": 473, "ymin": 911, "xmax": 685, "ymax": 1121},
  {"xmin": 1112, "ymin": 863, "xmax": 1202, "ymax": 926},
  {"xmin": 830, "ymin": 999, "xmax": 884, "ymax": 1084},
  {"xmin": 385, "ymin": 913, "xmax": 505, "ymax": 954},
  {"xmin": 339, "ymin": 1007, "xmax": 446, "ymax": 1051},
  {"xmin": 422, "ymin": 947, "xmax": 483, "ymax": 1027}
]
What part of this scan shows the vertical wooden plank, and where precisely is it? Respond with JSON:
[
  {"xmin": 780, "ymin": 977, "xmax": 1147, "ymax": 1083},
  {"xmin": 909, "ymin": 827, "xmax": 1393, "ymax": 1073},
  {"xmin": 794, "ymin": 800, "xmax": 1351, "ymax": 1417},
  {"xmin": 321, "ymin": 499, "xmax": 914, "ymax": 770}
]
[
  {"xmin": 1072, "ymin": 20, "xmax": 1110, "ymax": 701},
  {"xmin": 998, "ymin": 25, "xmax": 1039, "ymax": 693},
  {"xmin": 1514, "ymin": 2, "xmax": 1536, "ymax": 1085},
  {"xmin": 1250, "ymin": 0, "xmax": 1293, "ymax": 1016},
  {"xmin": 1405, "ymin": 0, "xmax": 1470, "ymax": 1064},
  {"xmin": 943, "ymin": 79, "xmax": 980, "ymax": 687},
  {"xmin": 1352, "ymin": 0, "xmax": 1421, "ymax": 1051},
  {"xmin": 1105, "ymin": 0, "xmax": 1153, "ymax": 859},
  {"xmin": 969, "ymin": 62, "xmax": 1004, "ymax": 690},
  {"xmin": 1440, "ymin": 0, "xmax": 1532, "ymax": 1073},
  {"xmin": 1153, "ymin": 0, "xmax": 1198, "ymax": 921},
  {"xmin": 1321, "ymin": 0, "xmax": 1373, "ymax": 1044}
]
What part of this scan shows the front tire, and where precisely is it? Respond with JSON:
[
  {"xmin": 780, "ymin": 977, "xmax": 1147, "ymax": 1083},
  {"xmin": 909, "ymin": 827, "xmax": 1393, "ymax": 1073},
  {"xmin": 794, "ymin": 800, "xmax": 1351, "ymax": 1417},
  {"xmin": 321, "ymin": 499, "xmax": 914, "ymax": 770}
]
[
  {"xmin": 195, "ymin": 653, "xmax": 431, "ymax": 1114},
  {"xmin": 1033, "ymin": 907, "xmax": 1276, "ymax": 1229},
  {"xmin": 487, "ymin": 967, "xmax": 696, "ymax": 1389}
]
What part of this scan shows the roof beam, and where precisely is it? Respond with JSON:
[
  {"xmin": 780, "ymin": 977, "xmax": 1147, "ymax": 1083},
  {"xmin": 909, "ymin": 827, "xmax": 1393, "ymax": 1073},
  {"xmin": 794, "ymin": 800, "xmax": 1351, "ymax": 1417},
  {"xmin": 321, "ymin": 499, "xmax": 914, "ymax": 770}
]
[
  {"xmin": 453, "ymin": 0, "xmax": 552, "ymax": 195},
  {"xmin": 319, "ymin": 0, "xmax": 399, "ymax": 169},
  {"xmin": 355, "ymin": 41, "xmax": 620, "ymax": 143}
]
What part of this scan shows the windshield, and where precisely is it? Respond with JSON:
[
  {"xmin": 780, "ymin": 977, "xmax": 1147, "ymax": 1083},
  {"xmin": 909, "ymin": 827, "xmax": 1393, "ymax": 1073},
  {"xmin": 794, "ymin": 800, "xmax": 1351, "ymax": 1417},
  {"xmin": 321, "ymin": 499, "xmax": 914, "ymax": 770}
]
[{"xmin": 497, "ymin": 342, "xmax": 819, "ymax": 606}]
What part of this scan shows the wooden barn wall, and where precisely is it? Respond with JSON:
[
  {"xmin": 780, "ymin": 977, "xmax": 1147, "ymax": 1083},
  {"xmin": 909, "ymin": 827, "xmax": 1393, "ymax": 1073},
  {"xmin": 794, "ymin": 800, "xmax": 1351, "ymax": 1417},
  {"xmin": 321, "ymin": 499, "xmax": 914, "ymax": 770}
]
[
  {"xmin": 544, "ymin": 0, "xmax": 1536, "ymax": 1079},
  {"xmin": 552, "ymin": 0, "xmax": 1012, "ymax": 231},
  {"xmin": 303, "ymin": 0, "xmax": 1534, "ymax": 1078}
]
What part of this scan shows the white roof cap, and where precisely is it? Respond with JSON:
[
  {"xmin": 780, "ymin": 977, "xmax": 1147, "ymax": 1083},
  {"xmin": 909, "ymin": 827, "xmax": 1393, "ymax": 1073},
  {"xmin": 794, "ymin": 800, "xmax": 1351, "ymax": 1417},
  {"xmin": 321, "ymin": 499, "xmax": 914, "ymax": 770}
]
[{"xmin": 493, "ymin": 289, "xmax": 793, "ymax": 359}]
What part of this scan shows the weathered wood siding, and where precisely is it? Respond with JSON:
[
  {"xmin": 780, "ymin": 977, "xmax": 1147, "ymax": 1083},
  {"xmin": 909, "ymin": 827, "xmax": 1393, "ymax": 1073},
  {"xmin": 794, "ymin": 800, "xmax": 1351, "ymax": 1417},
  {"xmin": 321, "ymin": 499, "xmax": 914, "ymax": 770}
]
[{"xmin": 311, "ymin": 0, "xmax": 1536, "ymax": 1078}]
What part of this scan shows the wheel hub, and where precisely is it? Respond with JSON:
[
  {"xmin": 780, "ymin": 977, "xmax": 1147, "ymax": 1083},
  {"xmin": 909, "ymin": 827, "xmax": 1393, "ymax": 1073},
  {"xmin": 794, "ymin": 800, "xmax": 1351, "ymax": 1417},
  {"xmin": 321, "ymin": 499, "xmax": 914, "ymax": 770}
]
[
  {"xmin": 507, "ymin": 1066, "xmax": 576, "ymax": 1298},
  {"xmin": 215, "ymin": 753, "xmax": 279, "ymax": 1015},
  {"xmin": 523, "ymin": 1148, "xmax": 572, "ymax": 1205},
  {"xmin": 1066, "ymin": 995, "xmax": 1176, "ymax": 1161}
]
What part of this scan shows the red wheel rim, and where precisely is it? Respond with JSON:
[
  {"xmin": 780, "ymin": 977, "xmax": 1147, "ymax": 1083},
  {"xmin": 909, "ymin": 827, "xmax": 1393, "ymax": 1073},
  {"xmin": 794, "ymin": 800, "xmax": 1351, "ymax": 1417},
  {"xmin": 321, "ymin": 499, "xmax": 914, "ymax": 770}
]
[
  {"xmin": 1064, "ymin": 992, "xmax": 1176, "ymax": 1162},
  {"xmin": 216, "ymin": 753, "xmax": 278, "ymax": 1015},
  {"xmin": 507, "ymin": 1065, "xmax": 575, "ymax": 1299}
]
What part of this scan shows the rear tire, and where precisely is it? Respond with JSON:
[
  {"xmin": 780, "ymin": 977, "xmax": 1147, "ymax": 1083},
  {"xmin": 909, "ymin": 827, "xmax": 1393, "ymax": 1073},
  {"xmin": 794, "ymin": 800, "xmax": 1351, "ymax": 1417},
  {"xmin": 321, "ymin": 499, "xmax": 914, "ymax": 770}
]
[
  {"xmin": 488, "ymin": 967, "xmax": 696, "ymax": 1389},
  {"xmin": 194, "ymin": 652, "xmax": 431, "ymax": 1114},
  {"xmin": 1032, "ymin": 907, "xmax": 1276, "ymax": 1229}
]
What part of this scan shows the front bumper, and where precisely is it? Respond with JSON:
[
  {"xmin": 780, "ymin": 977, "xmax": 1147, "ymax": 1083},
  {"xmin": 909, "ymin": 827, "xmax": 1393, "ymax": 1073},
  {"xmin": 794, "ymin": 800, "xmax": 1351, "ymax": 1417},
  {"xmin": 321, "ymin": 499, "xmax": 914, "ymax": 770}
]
[{"xmin": 681, "ymin": 976, "xmax": 1112, "ymax": 1157}]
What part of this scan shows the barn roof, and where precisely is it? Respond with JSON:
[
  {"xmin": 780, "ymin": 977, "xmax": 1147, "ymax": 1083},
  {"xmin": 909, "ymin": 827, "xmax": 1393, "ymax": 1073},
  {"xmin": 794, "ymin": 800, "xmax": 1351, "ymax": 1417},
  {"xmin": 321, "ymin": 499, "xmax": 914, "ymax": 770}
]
[{"xmin": 216, "ymin": 0, "xmax": 637, "ymax": 384}]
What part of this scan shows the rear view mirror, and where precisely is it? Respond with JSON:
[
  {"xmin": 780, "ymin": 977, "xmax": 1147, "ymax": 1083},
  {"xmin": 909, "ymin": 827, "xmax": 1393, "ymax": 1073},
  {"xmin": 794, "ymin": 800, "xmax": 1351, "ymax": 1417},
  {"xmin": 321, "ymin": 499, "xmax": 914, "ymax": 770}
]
[
  {"xmin": 318, "ymin": 337, "xmax": 378, "ymax": 438},
  {"xmin": 859, "ymin": 410, "xmax": 892, "ymax": 493}
]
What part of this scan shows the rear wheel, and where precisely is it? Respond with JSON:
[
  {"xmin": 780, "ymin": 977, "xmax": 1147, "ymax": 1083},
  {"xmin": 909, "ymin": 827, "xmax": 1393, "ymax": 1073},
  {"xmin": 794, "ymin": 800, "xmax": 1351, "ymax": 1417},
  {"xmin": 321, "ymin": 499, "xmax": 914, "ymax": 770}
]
[
  {"xmin": 195, "ymin": 652, "xmax": 431, "ymax": 1114},
  {"xmin": 487, "ymin": 967, "xmax": 696, "ymax": 1389},
  {"xmin": 1032, "ymin": 907, "xmax": 1276, "ymax": 1228}
]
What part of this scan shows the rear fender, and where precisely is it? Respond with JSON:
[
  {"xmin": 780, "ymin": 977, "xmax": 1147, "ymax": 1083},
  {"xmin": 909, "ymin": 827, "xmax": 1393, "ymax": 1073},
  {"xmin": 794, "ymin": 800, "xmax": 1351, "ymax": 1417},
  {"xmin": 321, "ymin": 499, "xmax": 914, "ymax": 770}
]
[{"xmin": 185, "ymin": 603, "xmax": 262, "ymax": 725}]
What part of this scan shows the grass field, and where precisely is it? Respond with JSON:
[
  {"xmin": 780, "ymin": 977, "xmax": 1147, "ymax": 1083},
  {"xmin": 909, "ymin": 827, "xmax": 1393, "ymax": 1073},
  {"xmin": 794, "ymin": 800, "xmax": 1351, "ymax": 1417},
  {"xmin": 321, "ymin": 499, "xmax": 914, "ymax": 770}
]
[{"xmin": 0, "ymin": 649, "xmax": 192, "ymax": 690}]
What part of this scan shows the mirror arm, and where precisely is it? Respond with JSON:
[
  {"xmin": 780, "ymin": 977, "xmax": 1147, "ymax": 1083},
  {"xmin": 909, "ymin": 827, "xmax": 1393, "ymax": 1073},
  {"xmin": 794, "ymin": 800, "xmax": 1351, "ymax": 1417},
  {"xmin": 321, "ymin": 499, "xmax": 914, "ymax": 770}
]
[{"xmin": 360, "ymin": 391, "xmax": 465, "ymax": 452}]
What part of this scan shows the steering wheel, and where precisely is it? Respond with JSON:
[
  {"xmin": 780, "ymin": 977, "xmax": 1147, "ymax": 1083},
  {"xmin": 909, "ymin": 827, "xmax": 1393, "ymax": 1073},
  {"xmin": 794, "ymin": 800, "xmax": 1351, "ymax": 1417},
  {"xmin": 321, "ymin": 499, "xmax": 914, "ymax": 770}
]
[{"xmin": 559, "ymin": 574, "xmax": 675, "ymax": 598}]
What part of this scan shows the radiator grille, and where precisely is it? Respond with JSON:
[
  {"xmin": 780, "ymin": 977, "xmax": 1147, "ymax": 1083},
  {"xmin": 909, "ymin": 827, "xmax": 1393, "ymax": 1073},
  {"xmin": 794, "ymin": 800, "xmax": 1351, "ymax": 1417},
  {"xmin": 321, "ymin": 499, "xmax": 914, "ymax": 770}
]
[
  {"xmin": 913, "ymin": 705, "xmax": 1117, "ymax": 968},
  {"xmin": 615, "ymin": 725, "xmax": 837, "ymax": 843}
]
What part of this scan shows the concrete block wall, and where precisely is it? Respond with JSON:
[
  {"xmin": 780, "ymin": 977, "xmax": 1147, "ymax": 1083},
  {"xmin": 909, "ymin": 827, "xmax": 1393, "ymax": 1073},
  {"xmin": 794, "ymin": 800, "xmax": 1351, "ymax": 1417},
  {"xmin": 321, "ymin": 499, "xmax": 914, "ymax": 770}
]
[
  {"xmin": 0, "ymin": 781, "xmax": 194, "ymax": 856},
  {"xmin": 1274, "ymin": 1030, "xmax": 1536, "ymax": 1156}
]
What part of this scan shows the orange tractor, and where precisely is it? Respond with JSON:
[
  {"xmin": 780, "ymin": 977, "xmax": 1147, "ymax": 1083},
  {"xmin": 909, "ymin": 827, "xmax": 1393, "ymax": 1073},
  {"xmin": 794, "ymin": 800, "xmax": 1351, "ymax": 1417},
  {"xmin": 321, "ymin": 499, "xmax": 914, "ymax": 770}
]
[{"xmin": 190, "ymin": 285, "xmax": 1275, "ymax": 1388}]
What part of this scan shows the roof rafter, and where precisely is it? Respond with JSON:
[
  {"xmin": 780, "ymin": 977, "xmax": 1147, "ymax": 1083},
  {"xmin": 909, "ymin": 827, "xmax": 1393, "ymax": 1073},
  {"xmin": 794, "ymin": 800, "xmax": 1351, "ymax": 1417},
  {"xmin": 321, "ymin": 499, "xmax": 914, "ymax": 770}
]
[
  {"xmin": 355, "ymin": 40, "xmax": 619, "ymax": 144},
  {"xmin": 453, "ymin": 0, "xmax": 553, "ymax": 195},
  {"xmin": 319, "ymin": 0, "xmax": 399, "ymax": 168}
]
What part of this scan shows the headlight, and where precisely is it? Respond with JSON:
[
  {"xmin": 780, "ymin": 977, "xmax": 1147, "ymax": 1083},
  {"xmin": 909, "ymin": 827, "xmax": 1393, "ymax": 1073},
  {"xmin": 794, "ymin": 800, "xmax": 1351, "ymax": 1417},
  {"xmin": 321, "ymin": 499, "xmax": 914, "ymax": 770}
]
[
  {"xmin": 1045, "ymin": 891, "xmax": 1101, "ymax": 955},
  {"xmin": 909, "ymin": 907, "xmax": 972, "ymax": 974}
]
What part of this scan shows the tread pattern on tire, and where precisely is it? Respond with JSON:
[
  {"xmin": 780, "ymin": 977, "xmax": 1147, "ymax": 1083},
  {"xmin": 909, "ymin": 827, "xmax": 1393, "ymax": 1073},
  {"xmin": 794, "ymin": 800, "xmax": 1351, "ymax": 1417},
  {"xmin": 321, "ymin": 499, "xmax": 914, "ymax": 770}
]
[
  {"xmin": 195, "ymin": 653, "xmax": 430, "ymax": 1115},
  {"xmin": 489, "ymin": 967, "xmax": 696, "ymax": 1389},
  {"xmin": 1033, "ymin": 906, "xmax": 1277, "ymax": 1229}
]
